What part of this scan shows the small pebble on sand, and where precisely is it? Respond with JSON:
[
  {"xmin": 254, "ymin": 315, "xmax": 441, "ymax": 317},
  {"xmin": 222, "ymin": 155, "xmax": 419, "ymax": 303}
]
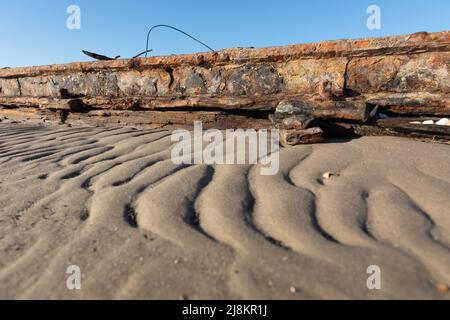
[{"xmin": 436, "ymin": 283, "xmax": 449, "ymax": 293}]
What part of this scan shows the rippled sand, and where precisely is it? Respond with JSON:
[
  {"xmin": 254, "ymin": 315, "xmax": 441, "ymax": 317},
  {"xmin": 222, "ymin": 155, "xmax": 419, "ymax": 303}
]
[{"xmin": 0, "ymin": 124, "xmax": 449, "ymax": 299}]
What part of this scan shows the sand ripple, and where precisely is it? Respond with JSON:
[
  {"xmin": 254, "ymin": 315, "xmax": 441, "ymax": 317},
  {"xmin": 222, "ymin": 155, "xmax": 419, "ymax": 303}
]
[{"xmin": 0, "ymin": 124, "xmax": 449, "ymax": 299}]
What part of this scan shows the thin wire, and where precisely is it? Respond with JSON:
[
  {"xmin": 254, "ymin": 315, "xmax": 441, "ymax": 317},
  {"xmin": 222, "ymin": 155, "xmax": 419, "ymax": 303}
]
[
  {"xmin": 143, "ymin": 24, "xmax": 215, "ymax": 58},
  {"xmin": 83, "ymin": 25, "xmax": 214, "ymax": 61},
  {"xmin": 133, "ymin": 49, "xmax": 153, "ymax": 59}
]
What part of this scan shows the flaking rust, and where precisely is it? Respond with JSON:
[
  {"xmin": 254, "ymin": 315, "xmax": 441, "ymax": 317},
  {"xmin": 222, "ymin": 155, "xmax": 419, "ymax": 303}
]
[{"xmin": 0, "ymin": 31, "xmax": 449, "ymax": 145}]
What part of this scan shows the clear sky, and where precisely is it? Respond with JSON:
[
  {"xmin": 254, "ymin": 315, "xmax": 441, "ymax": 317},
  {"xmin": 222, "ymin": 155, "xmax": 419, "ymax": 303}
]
[{"xmin": 0, "ymin": 0, "xmax": 449, "ymax": 67}]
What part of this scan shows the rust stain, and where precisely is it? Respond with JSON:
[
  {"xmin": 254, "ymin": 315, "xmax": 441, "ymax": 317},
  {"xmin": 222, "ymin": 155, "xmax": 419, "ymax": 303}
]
[{"xmin": 0, "ymin": 31, "xmax": 449, "ymax": 143}]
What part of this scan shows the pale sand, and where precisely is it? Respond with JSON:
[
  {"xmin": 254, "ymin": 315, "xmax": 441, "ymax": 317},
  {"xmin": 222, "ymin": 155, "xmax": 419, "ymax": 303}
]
[{"xmin": 0, "ymin": 123, "xmax": 449, "ymax": 300}]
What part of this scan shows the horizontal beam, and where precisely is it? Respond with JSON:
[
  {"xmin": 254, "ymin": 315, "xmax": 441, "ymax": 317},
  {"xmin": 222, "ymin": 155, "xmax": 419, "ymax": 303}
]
[
  {"xmin": 0, "ymin": 31, "xmax": 448, "ymax": 79},
  {"xmin": 0, "ymin": 31, "xmax": 449, "ymax": 144}
]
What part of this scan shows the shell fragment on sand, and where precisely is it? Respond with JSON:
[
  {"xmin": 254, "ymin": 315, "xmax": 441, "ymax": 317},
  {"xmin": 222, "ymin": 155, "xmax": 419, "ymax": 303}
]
[
  {"xmin": 436, "ymin": 118, "xmax": 450, "ymax": 126},
  {"xmin": 322, "ymin": 172, "xmax": 339, "ymax": 180}
]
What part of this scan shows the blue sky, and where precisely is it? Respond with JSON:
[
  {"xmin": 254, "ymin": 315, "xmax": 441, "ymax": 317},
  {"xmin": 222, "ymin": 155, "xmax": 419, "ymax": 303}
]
[{"xmin": 0, "ymin": 0, "xmax": 449, "ymax": 67}]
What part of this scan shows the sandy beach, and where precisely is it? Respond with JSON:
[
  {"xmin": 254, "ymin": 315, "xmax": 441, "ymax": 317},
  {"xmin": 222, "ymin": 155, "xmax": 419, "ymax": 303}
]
[{"xmin": 0, "ymin": 123, "xmax": 449, "ymax": 299}]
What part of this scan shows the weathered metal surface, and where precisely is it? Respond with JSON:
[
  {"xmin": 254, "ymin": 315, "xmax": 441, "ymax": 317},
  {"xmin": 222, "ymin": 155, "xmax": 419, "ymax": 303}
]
[
  {"xmin": 280, "ymin": 127, "xmax": 324, "ymax": 146},
  {"xmin": 1, "ymin": 31, "xmax": 448, "ymax": 102},
  {"xmin": 0, "ymin": 31, "xmax": 449, "ymax": 143}
]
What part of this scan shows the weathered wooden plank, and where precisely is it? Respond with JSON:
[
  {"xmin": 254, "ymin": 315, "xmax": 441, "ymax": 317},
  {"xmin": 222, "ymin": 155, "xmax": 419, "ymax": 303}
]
[
  {"xmin": 364, "ymin": 93, "xmax": 450, "ymax": 116},
  {"xmin": 0, "ymin": 95, "xmax": 371, "ymax": 121},
  {"xmin": 322, "ymin": 118, "xmax": 450, "ymax": 142},
  {"xmin": 0, "ymin": 107, "xmax": 271, "ymax": 130}
]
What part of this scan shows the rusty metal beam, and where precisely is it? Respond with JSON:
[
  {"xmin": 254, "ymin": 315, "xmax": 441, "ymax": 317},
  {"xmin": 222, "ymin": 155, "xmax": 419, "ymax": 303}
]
[{"xmin": 0, "ymin": 31, "xmax": 449, "ymax": 143}]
